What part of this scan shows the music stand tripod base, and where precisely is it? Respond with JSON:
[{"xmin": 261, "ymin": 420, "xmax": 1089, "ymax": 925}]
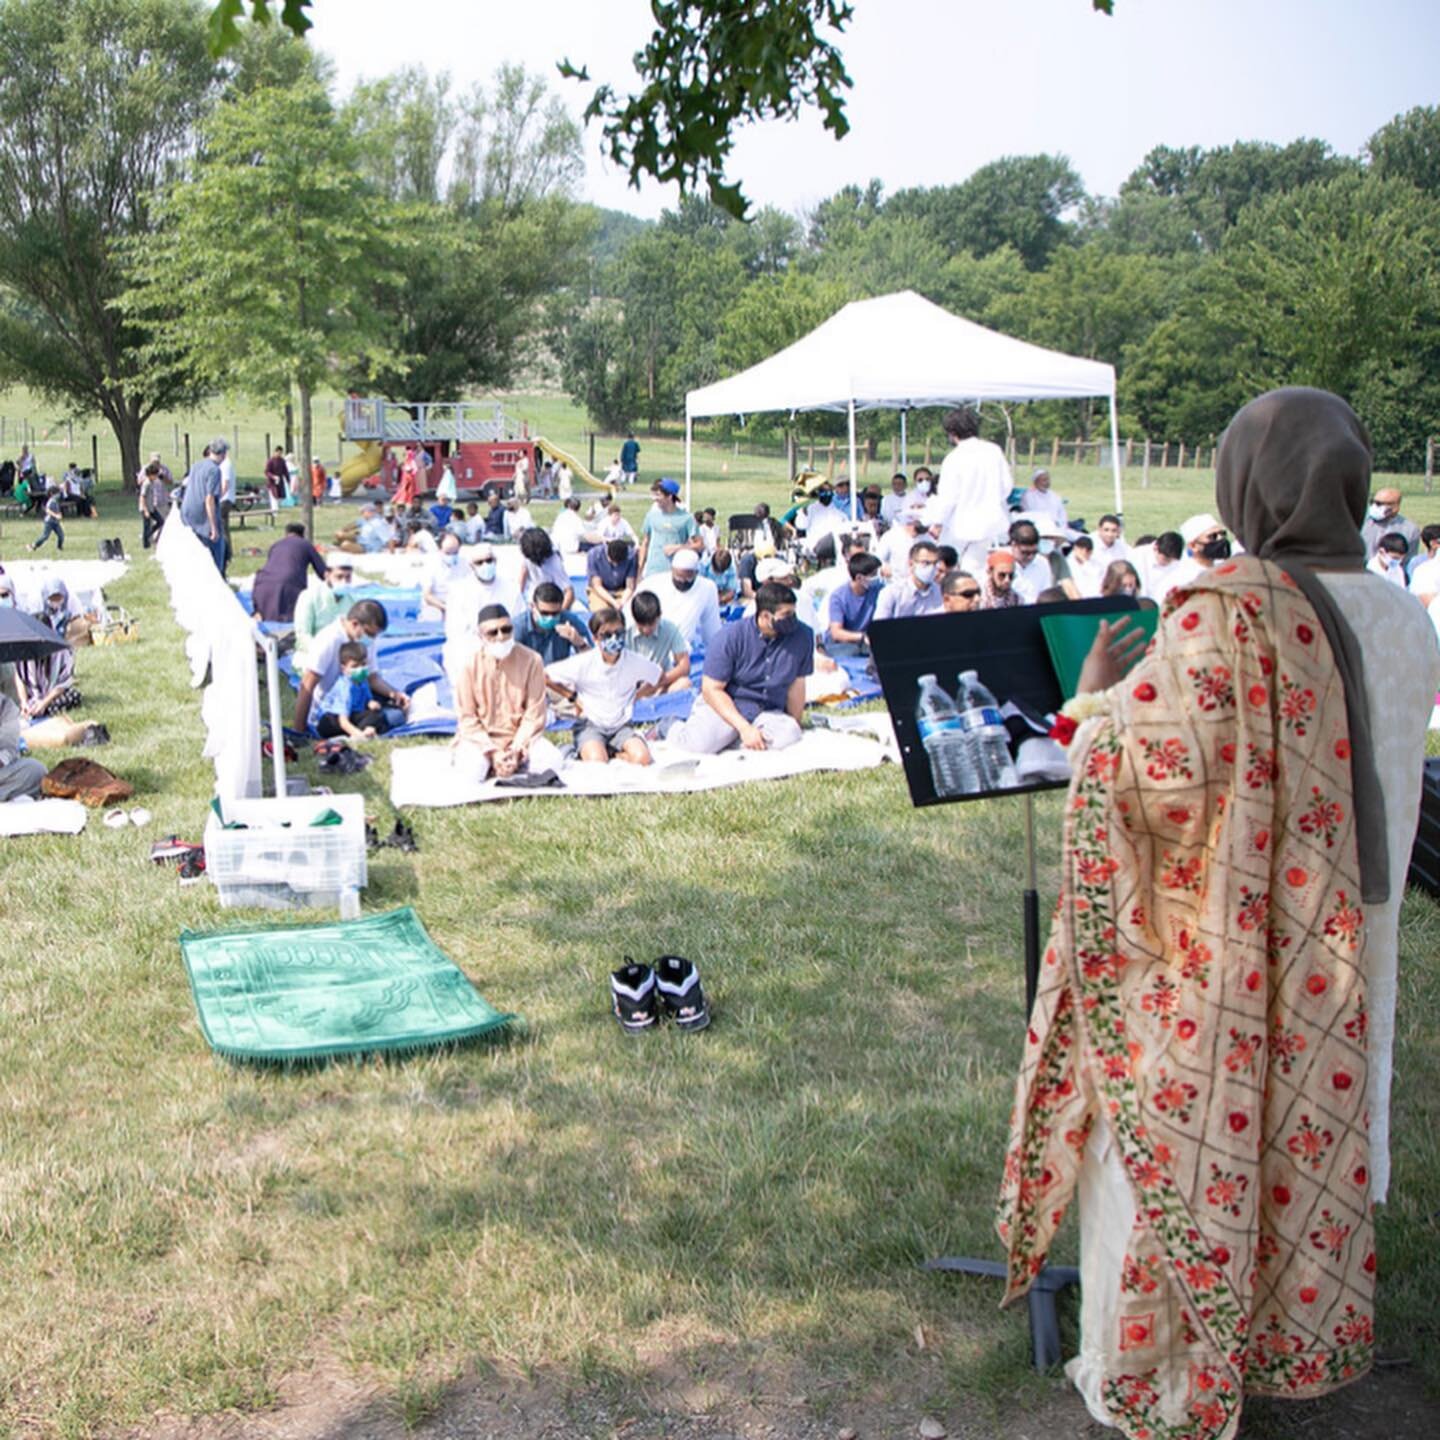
[{"xmin": 923, "ymin": 794, "xmax": 1078, "ymax": 1372}]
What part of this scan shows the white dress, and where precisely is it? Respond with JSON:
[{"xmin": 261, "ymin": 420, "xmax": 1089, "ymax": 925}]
[{"xmin": 1068, "ymin": 568, "xmax": 1440, "ymax": 1424}]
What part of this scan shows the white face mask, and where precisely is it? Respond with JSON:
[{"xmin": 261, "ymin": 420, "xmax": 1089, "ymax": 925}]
[
  {"xmin": 485, "ymin": 638, "xmax": 515, "ymax": 661},
  {"xmin": 916, "ymin": 479, "xmax": 933, "ymax": 496},
  {"xmin": 913, "ymin": 562, "xmax": 937, "ymax": 586}
]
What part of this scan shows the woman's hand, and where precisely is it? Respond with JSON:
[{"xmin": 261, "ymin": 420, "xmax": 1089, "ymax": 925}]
[{"xmin": 1077, "ymin": 618, "xmax": 1150, "ymax": 695}]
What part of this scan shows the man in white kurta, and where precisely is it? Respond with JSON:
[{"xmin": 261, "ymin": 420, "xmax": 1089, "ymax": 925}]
[
  {"xmin": 924, "ymin": 407, "xmax": 1013, "ymax": 576},
  {"xmin": 634, "ymin": 550, "xmax": 721, "ymax": 651}
]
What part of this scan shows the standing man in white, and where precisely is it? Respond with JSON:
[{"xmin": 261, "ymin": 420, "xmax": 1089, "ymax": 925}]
[{"xmin": 925, "ymin": 406, "xmax": 1013, "ymax": 576}]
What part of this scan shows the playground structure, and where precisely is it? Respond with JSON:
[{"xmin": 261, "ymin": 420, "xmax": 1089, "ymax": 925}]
[{"xmin": 337, "ymin": 398, "xmax": 613, "ymax": 499}]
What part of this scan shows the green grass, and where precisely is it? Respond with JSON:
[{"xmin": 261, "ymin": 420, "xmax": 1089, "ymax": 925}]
[{"xmin": 1, "ymin": 398, "xmax": 1438, "ymax": 1438}]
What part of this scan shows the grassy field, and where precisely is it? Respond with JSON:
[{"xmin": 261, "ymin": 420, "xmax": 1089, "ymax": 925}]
[{"xmin": 1, "ymin": 394, "xmax": 1438, "ymax": 1439}]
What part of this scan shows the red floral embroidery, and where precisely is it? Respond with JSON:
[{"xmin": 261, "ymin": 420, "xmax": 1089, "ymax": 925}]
[
  {"xmin": 1299, "ymin": 786, "xmax": 1344, "ymax": 848},
  {"xmin": 1143, "ymin": 736, "xmax": 1194, "ymax": 781},
  {"xmin": 1188, "ymin": 664, "xmax": 1235, "ymax": 711},
  {"xmin": 1287, "ymin": 1115, "xmax": 1335, "ymax": 1171}
]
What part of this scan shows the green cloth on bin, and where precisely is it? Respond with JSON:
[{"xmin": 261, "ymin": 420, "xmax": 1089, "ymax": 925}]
[{"xmin": 179, "ymin": 907, "xmax": 517, "ymax": 1063}]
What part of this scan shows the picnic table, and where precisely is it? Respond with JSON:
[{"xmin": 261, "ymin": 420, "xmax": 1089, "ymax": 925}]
[{"xmin": 230, "ymin": 494, "xmax": 277, "ymax": 529}]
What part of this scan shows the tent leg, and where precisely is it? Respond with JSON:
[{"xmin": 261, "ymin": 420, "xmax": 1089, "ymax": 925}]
[
  {"xmin": 901, "ymin": 409, "xmax": 909, "ymax": 475},
  {"xmin": 1109, "ymin": 389, "xmax": 1123, "ymax": 518},
  {"xmin": 847, "ymin": 400, "xmax": 858, "ymax": 521},
  {"xmin": 684, "ymin": 413, "xmax": 693, "ymax": 515}
]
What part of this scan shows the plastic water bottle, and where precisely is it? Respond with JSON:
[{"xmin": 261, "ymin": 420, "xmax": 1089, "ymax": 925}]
[
  {"xmin": 916, "ymin": 674, "xmax": 976, "ymax": 797},
  {"xmin": 957, "ymin": 670, "xmax": 1019, "ymax": 792}
]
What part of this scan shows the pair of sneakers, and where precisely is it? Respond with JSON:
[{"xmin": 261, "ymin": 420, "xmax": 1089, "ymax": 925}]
[{"xmin": 611, "ymin": 955, "xmax": 710, "ymax": 1034}]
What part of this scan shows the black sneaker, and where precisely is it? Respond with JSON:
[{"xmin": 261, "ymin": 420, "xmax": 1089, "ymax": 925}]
[
  {"xmin": 178, "ymin": 849, "xmax": 207, "ymax": 886},
  {"xmin": 654, "ymin": 955, "xmax": 710, "ymax": 1032},
  {"xmin": 611, "ymin": 959, "xmax": 658, "ymax": 1035}
]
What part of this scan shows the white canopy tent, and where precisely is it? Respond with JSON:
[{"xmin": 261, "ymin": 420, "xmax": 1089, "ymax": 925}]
[{"xmin": 684, "ymin": 289, "xmax": 1123, "ymax": 519}]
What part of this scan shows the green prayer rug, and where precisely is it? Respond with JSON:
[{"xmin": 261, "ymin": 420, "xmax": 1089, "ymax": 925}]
[{"xmin": 180, "ymin": 907, "xmax": 517, "ymax": 1063}]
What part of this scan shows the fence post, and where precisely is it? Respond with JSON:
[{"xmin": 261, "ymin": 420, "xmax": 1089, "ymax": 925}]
[
  {"xmin": 233, "ymin": 425, "xmax": 240, "ymax": 461},
  {"xmin": 1050, "ymin": 437, "xmax": 1060, "ymax": 467},
  {"xmin": 806, "ymin": 440, "xmax": 814, "ymax": 468},
  {"xmin": 91, "ymin": 434, "xmax": 98, "ymax": 482},
  {"xmin": 787, "ymin": 430, "xmax": 797, "ymax": 483},
  {"xmin": 826, "ymin": 439, "xmax": 836, "ymax": 479},
  {"xmin": 184, "ymin": 433, "xmax": 191, "ymax": 473},
  {"xmin": 1142, "ymin": 438, "xmax": 1151, "ymax": 489},
  {"xmin": 1027, "ymin": 435, "xmax": 1036, "ymax": 465},
  {"xmin": 588, "ymin": 432, "xmax": 595, "ymax": 475},
  {"xmin": 1177, "ymin": 442, "xmax": 1186, "ymax": 468},
  {"xmin": 1427, "ymin": 436, "xmax": 1435, "ymax": 494},
  {"xmin": 1124, "ymin": 437, "xmax": 1133, "ymax": 466},
  {"xmin": 924, "ymin": 437, "xmax": 933, "ymax": 466},
  {"xmin": 173, "ymin": 422, "xmax": 179, "ymax": 455}
]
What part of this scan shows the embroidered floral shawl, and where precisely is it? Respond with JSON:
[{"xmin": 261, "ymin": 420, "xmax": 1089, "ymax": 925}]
[{"xmin": 997, "ymin": 557, "xmax": 1374, "ymax": 1440}]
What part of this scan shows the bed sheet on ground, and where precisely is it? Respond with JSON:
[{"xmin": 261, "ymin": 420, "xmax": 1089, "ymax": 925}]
[
  {"xmin": 0, "ymin": 797, "xmax": 88, "ymax": 836},
  {"xmin": 389, "ymin": 727, "xmax": 887, "ymax": 807}
]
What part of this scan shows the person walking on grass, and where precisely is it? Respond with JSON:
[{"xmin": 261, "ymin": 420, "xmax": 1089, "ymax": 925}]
[{"xmin": 29, "ymin": 487, "xmax": 64, "ymax": 553}]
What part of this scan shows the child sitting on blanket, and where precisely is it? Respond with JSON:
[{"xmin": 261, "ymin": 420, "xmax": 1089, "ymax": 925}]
[
  {"xmin": 543, "ymin": 608, "xmax": 661, "ymax": 766},
  {"xmin": 316, "ymin": 642, "xmax": 391, "ymax": 741}
]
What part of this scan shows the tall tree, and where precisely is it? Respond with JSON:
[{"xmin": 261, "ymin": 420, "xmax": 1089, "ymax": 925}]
[
  {"xmin": 1367, "ymin": 104, "xmax": 1440, "ymax": 195},
  {"xmin": 122, "ymin": 71, "xmax": 405, "ymax": 535},
  {"xmin": 342, "ymin": 62, "xmax": 591, "ymax": 402},
  {"xmin": 0, "ymin": 0, "xmax": 220, "ymax": 487}
]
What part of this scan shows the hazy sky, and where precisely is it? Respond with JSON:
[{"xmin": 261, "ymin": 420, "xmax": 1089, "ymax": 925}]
[{"xmin": 311, "ymin": 0, "xmax": 1438, "ymax": 218}]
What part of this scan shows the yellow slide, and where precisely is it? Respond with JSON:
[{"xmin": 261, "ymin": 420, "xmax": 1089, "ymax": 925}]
[
  {"xmin": 337, "ymin": 440, "xmax": 385, "ymax": 496},
  {"xmin": 534, "ymin": 437, "xmax": 616, "ymax": 498}
]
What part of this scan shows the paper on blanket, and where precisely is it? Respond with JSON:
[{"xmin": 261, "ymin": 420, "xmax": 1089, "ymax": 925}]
[
  {"xmin": 0, "ymin": 797, "xmax": 88, "ymax": 836},
  {"xmin": 389, "ymin": 729, "xmax": 887, "ymax": 808}
]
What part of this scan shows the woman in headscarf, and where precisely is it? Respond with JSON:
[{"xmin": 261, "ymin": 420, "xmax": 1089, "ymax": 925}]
[
  {"xmin": 15, "ymin": 577, "xmax": 81, "ymax": 718},
  {"xmin": 997, "ymin": 389, "xmax": 1440, "ymax": 1439}
]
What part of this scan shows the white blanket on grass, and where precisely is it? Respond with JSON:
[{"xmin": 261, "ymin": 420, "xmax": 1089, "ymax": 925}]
[
  {"xmin": 389, "ymin": 728, "xmax": 888, "ymax": 808},
  {"xmin": 1, "ymin": 557, "xmax": 126, "ymax": 616},
  {"xmin": 0, "ymin": 797, "xmax": 88, "ymax": 836}
]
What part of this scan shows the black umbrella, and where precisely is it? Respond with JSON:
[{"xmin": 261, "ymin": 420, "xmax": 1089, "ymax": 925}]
[{"xmin": 0, "ymin": 607, "xmax": 70, "ymax": 663}]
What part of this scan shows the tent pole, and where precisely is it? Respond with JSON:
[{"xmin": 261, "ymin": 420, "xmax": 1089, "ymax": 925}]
[
  {"xmin": 847, "ymin": 399, "xmax": 858, "ymax": 523},
  {"xmin": 1108, "ymin": 387, "xmax": 1123, "ymax": 518},
  {"xmin": 900, "ymin": 408, "xmax": 909, "ymax": 474},
  {"xmin": 684, "ymin": 411, "xmax": 693, "ymax": 515}
]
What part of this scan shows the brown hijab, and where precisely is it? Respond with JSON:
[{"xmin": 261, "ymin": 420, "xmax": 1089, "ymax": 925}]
[{"xmin": 1214, "ymin": 386, "xmax": 1387, "ymax": 902}]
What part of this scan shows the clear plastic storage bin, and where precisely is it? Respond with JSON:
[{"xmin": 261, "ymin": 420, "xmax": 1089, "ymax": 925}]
[{"xmin": 204, "ymin": 793, "xmax": 366, "ymax": 916}]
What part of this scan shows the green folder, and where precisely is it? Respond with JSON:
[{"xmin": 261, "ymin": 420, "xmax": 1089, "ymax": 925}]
[{"xmin": 1041, "ymin": 606, "xmax": 1159, "ymax": 700}]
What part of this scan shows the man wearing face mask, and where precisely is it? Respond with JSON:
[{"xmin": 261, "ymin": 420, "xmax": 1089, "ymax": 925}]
[
  {"xmin": 802, "ymin": 480, "xmax": 846, "ymax": 559},
  {"xmin": 513, "ymin": 582, "xmax": 591, "ymax": 665},
  {"xmin": 1360, "ymin": 486, "xmax": 1420, "ymax": 562},
  {"xmin": 669, "ymin": 582, "xmax": 813, "ymax": 754},
  {"xmin": 1173, "ymin": 512, "xmax": 1233, "ymax": 590},
  {"xmin": 443, "ymin": 544, "xmax": 520, "ymax": 685},
  {"xmin": 875, "ymin": 538, "xmax": 945, "ymax": 619},
  {"xmin": 635, "ymin": 548, "xmax": 721, "ymax": 651},
  {"xmin": 586, "ymin": 536, "xmax": 638, "ymax": 613},
  {"xmin": 544, "ymin": 608, "xmax": 661, "ymax": 766},
  {"xmin": 453, "ymin": 604, "xmax": 562, "ymax": 781},
  {"xmin": 293, "ymin": 554, "xmax": 354, "ymax": 665},
  {"xmin": 825, "ymin": 551, "xmax": 883, "ymax": 656},
  {"xmin": 419, "ymin": 533, "xmax": 466, "ymax": 621}
]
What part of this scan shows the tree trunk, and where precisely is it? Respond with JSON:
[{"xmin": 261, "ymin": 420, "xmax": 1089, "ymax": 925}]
[
  {"xmin": 299, "ymin": 379, "xmax": 314, "ymax": 540},
  {"xmin": 113, "ymin": 403, "xmax": 144, "ymax": 494},
  {"xmin": 284, "ymin": 400, "xmax": 295, "ymax": 456}
]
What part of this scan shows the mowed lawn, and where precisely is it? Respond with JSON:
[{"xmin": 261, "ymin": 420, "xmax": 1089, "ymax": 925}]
[{"xmin": 1, "ymin": 401, "xmax": 1439, "ymax": 1438}]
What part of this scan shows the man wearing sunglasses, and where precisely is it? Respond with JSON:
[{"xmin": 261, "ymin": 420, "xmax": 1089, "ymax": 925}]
[
  {"xmin": 453, "ymin": 604, "xmax": 563, "ymax": 780},
  {"xmin": 941, "ymin": 570, "xmax": 982, "ymax": 613}
]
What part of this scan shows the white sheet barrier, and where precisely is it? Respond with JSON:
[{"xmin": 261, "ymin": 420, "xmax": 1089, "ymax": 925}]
[{"xmin": 156, "ymin": 511, "xmax": 264, "ymax": 800}]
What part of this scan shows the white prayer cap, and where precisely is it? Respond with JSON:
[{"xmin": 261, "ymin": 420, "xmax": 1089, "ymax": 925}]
[
  {"xmin": 672, "ymin": 549, "xmax": 700, "ymax": 572},
  {"xmin": 1180, "ymin": 512, "xmax": 1223, "ymax": 545}
]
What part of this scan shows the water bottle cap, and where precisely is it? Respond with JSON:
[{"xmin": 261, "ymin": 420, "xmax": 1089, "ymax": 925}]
[{"xmin": 918, "ymin": 673, "xmax": 937, "ymax": 686}]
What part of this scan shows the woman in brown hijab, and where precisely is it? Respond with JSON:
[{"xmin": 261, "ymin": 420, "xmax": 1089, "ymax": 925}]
[{"xmin": 997, "ymin": 389, "xmax": 1439, "ymax": 1439}]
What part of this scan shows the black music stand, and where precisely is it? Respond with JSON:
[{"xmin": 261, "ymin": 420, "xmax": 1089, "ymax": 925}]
[{"xmin": 868, "ymin": 596, "xmax": 1141, "ymax": 1370}]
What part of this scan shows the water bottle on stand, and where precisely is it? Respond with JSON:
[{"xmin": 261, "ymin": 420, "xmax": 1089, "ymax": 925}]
[
  {"xmin": 915, "ymin": 673, "xmax": 976, "ymax": 797},
  {"xmin": 957, "ymin": 669, "xmax": 1019, "ymax": 791}
]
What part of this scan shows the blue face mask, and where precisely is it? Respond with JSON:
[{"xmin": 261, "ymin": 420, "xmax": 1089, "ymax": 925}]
[
  {"xmin": 600, "ymin": 633, "xmax": 625, "ymax": 656},
  {"xmin": 347, "ymin": 667, "xmax": 369, "ymax": 684},
  {"xmin": 536, "ymin": 612, "xmax": 560, "ymax": 631}
]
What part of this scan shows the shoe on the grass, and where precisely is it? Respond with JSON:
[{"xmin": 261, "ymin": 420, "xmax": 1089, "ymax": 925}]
[
  {"xmin": 654, "ymin": 954, "xmax": 710, "ymax": 1031},
  {"xmin": 611, "ymin": 959, "xmax": 658, "ymax": 1035},
  {"xmin": 177, "ymin": 849, "xmax": 206, "ymax": 886}
]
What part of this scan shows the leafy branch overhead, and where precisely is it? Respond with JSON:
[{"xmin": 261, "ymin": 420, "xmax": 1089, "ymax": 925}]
[{"xmin": 209, "ymin": 0, "xmax": 1118, "ymax": 217}]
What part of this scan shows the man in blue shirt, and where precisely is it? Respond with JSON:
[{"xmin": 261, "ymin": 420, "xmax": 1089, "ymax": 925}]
[
  {"xmin": 586, "ymin": 537, "xmax": 638, "ymax": 612},
  {"xmin": 619, "ymin": 433, "xmax": 640, "ymax": 486},
  {"xmin": 180, "ymin": 438, "xmax": 227, "ymax": 573},
  {"xmin": 512, "ymin": 582, "xmax": 591, "ymax": 665},
  {"xmin": 669, "ymin": 582, "xmax": 813, "ymax": 754},
  {"xmin": 825, "ymin": 551, "xmax": 881, "ymax": 656}
]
